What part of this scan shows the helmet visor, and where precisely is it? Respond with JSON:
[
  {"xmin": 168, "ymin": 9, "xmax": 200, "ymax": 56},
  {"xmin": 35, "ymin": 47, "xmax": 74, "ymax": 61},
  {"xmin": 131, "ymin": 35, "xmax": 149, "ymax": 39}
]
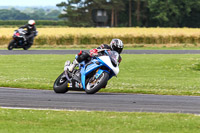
[{"xmin": 113, "ymin": 46, "xmax": 122, "ymax": 54}]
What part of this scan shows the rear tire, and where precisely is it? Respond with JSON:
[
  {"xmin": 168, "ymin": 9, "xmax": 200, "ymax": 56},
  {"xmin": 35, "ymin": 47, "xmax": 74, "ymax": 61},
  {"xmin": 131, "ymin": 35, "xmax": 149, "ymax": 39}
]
[
  {"xmin": 85, "ymin": 72, "xmax": 109, "ymax": 94},
  {"xmin": 8, "ymin": 40, "xmax": 15, "ymax": 50},
  {"xmin": 53, "ymin": 72, "xmax": 69, "ymax": 93},
  {"xmin": 23, "ymin": 46, "xmax": 29, "ymax": 50},
  {"xmin": 23, "ymin": 44, "xmax": 31, "ymax": 50}
]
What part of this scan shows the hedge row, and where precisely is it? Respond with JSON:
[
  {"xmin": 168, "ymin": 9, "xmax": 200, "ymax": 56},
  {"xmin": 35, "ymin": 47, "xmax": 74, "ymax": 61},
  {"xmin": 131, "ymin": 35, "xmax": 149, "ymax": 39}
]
[
  {"xmin": 0, "ymin": 35, "xmax": 199, "ymax": 46},
  {"xmin": 0, "ymin": 20, "xmax": 66, "ymax": 26}
]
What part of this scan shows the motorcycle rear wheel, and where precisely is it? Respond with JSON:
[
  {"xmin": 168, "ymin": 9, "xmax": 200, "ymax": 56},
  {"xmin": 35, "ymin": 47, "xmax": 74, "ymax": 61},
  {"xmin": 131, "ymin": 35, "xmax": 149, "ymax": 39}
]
[
  {"xmin": 23, "ymin": 43, "xmax": 32, "ymax": 50},
  {"xmin": 23, "ymin": 45, "xmax": 31, "ymax": 50},
  {"xmin": 53, "ymin": 72, "xmax": 69, "ymax": 93},
  {"xmin": 85, "ymin": 72, "xmax": 109, "ymax": 94}
]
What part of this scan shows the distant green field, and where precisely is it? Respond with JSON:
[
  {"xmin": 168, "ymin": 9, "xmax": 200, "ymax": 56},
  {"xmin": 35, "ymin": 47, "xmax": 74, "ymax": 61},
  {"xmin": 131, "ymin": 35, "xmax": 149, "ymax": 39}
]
[
  {"xmin": 0, "ymin": 54, "xmax": 200, "ymax": 95},
  {"xmin": 0, "ymin": 108, "xmax": 200, "ymax": 133}
]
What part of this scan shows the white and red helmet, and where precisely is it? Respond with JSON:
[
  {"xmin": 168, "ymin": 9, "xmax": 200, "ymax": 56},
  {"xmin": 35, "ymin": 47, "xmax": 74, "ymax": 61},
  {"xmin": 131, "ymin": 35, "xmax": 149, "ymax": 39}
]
[{"xmin": 28, "ymin": 20, "xmax": 35, "ymax": 26}]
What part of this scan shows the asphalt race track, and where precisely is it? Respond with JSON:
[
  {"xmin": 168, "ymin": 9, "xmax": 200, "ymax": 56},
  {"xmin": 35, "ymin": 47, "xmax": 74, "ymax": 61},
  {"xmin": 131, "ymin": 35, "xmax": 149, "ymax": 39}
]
[
  {"xmin": 0, "ymin": 49, "xmax": 200, "ymax": 55},
  {"xmin": 1, "ymin": 87, "xmax": 200, "ymax": 114},
  {"xmin": 0, "ymin": 50, "xmax": 200, "ymax": 114}
]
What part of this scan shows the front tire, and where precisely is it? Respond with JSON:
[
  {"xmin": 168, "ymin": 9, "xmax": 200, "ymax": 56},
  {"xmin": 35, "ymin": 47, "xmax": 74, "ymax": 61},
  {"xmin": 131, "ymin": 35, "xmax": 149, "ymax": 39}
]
[
  {"xmin": 53, "ymin": 72, "xmax": 69, "ymax": 93},
  {"xmin": 85, "ymin": 72, "xmax": 109, "ymax": 94},
  {"xmin": 8, "ymin": 40, "xmax": 15, "ymax": 50}
]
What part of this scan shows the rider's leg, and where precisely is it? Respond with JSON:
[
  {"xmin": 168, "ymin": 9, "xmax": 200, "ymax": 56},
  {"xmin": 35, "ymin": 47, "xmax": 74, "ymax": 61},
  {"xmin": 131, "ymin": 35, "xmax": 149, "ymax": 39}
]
[
  {"xmin": 68, "ymin": 59, "xmax": 79, "ymax": 72},
  {"xmin": 65, "ymin": 51, "xmax": 91, "ymax": 72},
  {"xmin": 28, "ymin": 37, "xmax": 34, "ymax": 46},
  {"xmin": 27, "ymin": 34, "xmax": 34, "ymax": 44}
]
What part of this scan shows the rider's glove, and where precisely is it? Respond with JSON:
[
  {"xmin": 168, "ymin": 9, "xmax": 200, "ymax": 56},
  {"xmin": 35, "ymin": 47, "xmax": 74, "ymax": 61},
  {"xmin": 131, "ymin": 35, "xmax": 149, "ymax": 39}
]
[{"xmin": 89, "ymin": 49, "xmax": 98, "ymax": 56}]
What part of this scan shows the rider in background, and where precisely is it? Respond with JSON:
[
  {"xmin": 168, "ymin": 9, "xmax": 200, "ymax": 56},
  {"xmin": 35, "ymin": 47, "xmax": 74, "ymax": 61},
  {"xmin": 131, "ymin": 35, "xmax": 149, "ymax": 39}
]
[
  {"xmin": 65, "ymin": 39, "xmax": 124, "ymax": 72},
  {"xmin": 19, "ymin": 20, "xmax": 37, "ymax": 47}
]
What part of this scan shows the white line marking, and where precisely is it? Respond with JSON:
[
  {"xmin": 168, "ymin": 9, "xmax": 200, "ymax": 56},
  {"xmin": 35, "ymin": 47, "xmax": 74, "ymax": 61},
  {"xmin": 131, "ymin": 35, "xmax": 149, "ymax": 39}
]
[{"xmin": 0, "ymin": 106, "xmax": 91, "ymax": 112}]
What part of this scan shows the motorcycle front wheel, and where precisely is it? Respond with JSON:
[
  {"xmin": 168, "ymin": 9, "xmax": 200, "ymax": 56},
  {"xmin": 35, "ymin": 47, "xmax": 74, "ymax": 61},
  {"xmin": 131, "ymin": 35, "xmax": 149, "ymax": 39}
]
[
  {"xmin": 8, "ymin": 40, "xmax": 15, "ymax": 50},
  {"xmin": 53, "ymin": 72, "xmax": 69, "ymax": 93},
  {"xmin": 85, "ymin": 72, "xmax": 109, "ymax": 94}
]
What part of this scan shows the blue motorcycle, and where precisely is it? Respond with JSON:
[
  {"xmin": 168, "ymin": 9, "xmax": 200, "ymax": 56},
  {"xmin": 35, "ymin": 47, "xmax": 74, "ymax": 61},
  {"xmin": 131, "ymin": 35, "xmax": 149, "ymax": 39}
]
[{"xmin": 53, "ymin": 50, "xmax": 120, "ymax": 94}]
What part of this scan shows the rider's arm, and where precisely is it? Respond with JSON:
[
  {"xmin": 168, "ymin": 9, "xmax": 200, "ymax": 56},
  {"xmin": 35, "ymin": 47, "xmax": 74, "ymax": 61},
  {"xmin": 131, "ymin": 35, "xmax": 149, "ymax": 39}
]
[
  {"xmin": 97, "ymin": 44, "xmax": 111, "ymax": 50},
  {"xmin": 118, "ymin": 55, "xmax": 122, "ymax": 64},
  {"xmin": 97, "ymin": 44, "xmax": 104, "ymax": 49},
  {"xmin": 31, "ymin": 26, "xmax": 37, "ymax": 36},
  {"xmin": 89, "ymin": 44, "xmax": 103, "ymax": 56},
  {"xmin": 89, "ymin": 49, "xmax": 98, "ymax": 56},
  {"xmin": 33, "ymin": 25, "xmax": 37, "ymax": 31},
  {"xmin": 90, "ymin": 44, "xmax": 112, "ymax": 56},
  {"xmin": 19, "ymin": 24, "xmax": 28, "ymax": 29}
]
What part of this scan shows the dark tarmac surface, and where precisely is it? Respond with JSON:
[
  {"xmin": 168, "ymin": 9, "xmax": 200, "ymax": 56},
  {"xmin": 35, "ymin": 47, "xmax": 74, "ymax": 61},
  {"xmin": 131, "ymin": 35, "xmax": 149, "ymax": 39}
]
[
  {"xmin": 0, "ymin": 88, "xmax": 200, "ymax": 114},
  {"xmin": 0, "ymin": 50, "xmax": 200, "ymax": 55}
]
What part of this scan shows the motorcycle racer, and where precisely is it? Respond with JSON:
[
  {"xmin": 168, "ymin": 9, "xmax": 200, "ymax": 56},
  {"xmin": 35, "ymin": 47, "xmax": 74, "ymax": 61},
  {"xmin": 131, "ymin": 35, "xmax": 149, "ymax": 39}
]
[
  {"xmin": 19, "ymin": 20, "xmax": 37, "ymax": 47},
  {"xmin": 65, "ymin": 39, "xmax": 124, "ymax": 72}
]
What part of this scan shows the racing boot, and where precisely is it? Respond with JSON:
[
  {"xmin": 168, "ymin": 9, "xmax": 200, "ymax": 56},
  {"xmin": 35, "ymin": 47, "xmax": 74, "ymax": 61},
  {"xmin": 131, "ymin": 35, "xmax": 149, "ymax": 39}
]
[
  {"xmin": 64, "ymin": 60, "xmax": 71, "ymax": 71},
  {"xmin": 68, "ymin": 59, "xmax": 79, "ymax": 72}
]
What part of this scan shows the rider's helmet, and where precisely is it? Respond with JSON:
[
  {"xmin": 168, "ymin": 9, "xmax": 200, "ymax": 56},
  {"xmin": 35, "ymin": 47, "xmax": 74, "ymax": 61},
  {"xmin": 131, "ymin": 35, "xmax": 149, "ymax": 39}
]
[
  {"xmin": 110, "ymin": 39, "xmax": 124, "ymax": 54},
  {"xmin": 28, "ymin": 20, "xmax": 35, "ymax": 26}
]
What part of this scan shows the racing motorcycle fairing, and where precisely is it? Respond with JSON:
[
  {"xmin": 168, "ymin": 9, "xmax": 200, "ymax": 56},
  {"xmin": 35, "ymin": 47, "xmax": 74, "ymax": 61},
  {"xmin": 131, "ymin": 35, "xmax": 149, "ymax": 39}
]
[
  {"xmin": 79, "ymin": 51, "xmax": 119, "ymax": 90},
  {"xmin": 54, "ymin": 50, "xmax": 120, "ymax": 94}
]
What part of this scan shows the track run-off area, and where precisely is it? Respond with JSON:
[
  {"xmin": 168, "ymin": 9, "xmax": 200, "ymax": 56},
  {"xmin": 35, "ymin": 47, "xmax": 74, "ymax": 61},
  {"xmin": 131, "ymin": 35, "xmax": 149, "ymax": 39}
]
[{"xmin": 0, "ymin": 50, "xmax": 200, "ymax": 114}]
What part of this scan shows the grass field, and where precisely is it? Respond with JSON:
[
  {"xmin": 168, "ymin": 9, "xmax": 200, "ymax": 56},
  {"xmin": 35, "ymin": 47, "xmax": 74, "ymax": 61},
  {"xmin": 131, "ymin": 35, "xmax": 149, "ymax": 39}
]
[
  {"xmin": 1, "ymin": 27, "xmax": 200, "ymax": 36},
  {"xmin": 1, "ymin": 46, "xmax": 200, "ymax": 50},
  {"xmin": 0, "ymin": 54, "xmax": 200, "ymax": 96},
  {"xmin": 0, "ymin": 27, "xmax": 200, "ymax": 47},
  {"xmin": 0, "ymin": 108, "xmax": 200, "ymax": 133}
]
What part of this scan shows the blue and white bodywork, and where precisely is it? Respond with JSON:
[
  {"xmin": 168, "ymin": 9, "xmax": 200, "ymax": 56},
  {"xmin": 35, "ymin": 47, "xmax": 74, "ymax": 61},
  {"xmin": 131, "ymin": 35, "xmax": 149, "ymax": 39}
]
[
  {"xmin": 80, "ymin": 50, "xmax": 119, "ymax": 90},
  {"xmin": 53, "ymin": 50, "xmax": 120, "ymax": 94}
]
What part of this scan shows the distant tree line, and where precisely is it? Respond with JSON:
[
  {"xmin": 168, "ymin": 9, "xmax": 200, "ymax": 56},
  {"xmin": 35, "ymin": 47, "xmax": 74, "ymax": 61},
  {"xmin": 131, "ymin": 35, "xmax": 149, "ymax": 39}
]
[
  {"xmin": 0, "ymin": 8, "xmax": 61, "ymax": 20},
  {"xmin": 0, "ymin": 20, "xmax": 66, "ymax": 26},
  {"xmin": 57, "ymin": 0, "xmax": 200, "ymax": 27}
]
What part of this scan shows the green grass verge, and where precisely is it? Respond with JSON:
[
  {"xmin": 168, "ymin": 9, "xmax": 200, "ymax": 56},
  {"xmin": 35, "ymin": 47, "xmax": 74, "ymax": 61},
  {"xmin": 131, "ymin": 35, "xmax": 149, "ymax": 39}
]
[
  {"xmin": 30, "ymin": 47, "xmax": 200, "ymax": 50},
  {"xmin": 1, "ymin": 44, "xmax": 200, "ymax": 50},
  {"xmin": 0, "ymin": 54, "xmax": 200, "ymax": 95},
  {"xmin": 1, "ymin": 46, "xmax": 200, "ymax": 50},
  {"xmin": 0, "ymin": 108, "xmax": 200, "ymax": 133}
]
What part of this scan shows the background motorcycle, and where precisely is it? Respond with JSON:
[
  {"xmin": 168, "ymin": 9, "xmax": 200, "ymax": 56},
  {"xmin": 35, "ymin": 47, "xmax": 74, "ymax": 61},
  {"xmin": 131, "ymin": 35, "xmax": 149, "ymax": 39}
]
[
  {"xmin": 8, "ymin": 29, "xmax": 37, "ymax": 50},
  {"xmin": 53, "ymin": 50, "xmax": 120, "ymax": 94}
]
